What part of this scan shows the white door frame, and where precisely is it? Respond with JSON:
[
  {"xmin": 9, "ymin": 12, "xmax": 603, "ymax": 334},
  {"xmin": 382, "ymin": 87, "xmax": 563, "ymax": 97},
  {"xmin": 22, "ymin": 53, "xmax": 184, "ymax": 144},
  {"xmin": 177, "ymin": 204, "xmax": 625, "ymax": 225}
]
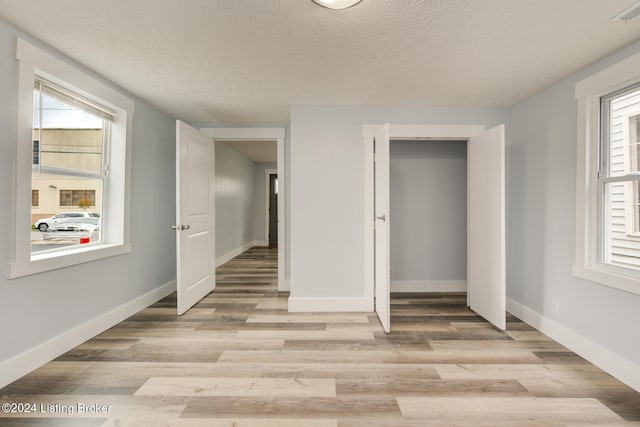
[
  {"xmin": 265, "ymin": 168, "xmax": 277, "ymax": 245},
  {"xmin": 363, "ymin": 124, "xmax": 486, "ymax": 310},
  {"xmin": 200, "ymin": 127, "xmax": 287, "ymax": 292}
]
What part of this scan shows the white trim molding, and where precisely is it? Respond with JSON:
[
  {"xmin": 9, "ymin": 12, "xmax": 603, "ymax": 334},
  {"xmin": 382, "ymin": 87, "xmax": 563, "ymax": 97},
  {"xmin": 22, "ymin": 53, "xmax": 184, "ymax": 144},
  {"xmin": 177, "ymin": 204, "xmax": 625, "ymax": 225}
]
[
  {"xmin": 200, "ymin": 127, "xmax": 287, "ymax": 292},
  {"xmin": 507, "ymin": 298, "xmax": 640, "ymax": 393},
  {"xmin": 391, "ymin": 280, "xmax": 466, "ymax": 292},
  {"xmin": 0, "ymin": 280, "xmax": 175, "ymax": 389},
  {"xmin": 288, "ymin": 296, "xmax": 370, "ymax": 312}
]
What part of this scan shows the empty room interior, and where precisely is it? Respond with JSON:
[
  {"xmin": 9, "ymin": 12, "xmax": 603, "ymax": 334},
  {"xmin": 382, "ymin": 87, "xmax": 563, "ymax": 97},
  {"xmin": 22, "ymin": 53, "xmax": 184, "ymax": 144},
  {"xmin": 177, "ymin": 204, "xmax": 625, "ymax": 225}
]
[{"xmin": 1, "ymin": 1, "xmax": 640, "ymax": 425}]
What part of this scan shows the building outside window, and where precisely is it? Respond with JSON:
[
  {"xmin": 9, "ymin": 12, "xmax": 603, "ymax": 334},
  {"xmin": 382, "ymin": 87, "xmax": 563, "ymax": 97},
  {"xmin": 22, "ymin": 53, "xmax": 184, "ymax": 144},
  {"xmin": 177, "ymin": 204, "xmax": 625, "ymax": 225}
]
[
  {"xmin": 32, "ymin": 140, "xmax": 39, "ymax": 165},
  {"xmin": 58, "ymin": 189, "xmax": 96, "ymax": 208}
]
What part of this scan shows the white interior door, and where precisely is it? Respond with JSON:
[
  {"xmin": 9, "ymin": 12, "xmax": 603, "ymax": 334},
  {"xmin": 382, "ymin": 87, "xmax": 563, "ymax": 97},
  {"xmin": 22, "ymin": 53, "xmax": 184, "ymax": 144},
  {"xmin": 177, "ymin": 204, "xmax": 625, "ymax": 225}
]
[
  {"xmin": 175, "ymin": 120, "xmax": 215, "ymax": 315},
  {"xmin": 467, "ymin": 124, "xmax": 506, "ymax": 330},
  {"xmin": 374, "ymin": 124, "xmax": 391, "ymax": 333}
]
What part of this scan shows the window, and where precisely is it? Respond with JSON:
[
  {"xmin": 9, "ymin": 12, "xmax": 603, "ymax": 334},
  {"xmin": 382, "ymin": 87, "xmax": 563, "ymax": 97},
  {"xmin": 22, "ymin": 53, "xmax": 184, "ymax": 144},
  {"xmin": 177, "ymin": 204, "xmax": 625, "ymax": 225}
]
[
  {"xmin": 10, "ymin": 38, "xmax": 134, "ymax": 278},
  {"xmin": 574, "ymin": 49, "xmax": 640, "ymax": 295},
  {"xmin": 32, "ymin": 77, "xmax": 107, "ymax": 250},
  {"xmin": 626, "ymin": 114, "xmax": 640, "ymax": 234},
  {"xmin": 32, "ymin": 140, "xmax": 39, "ymax": 165},
  {"xmin": 600, "ymin": 84, "xmax": 640, "ymax": 267},
  {"xmin": 59, "ymin": 190, "xmax": 96, "ymax": 207}
]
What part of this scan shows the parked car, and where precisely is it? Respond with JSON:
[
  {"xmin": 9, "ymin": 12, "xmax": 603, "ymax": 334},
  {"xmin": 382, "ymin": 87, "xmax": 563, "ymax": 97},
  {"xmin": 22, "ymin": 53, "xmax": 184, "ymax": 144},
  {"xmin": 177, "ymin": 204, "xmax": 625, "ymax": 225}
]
[
  {"xmin": 42, "ymin": 217, "xmax": 100, "ymax": 243},
  {"xmin": 47, "ymin": 217, "xmax": 100, "ymax": 232},
  {"xmin": 35, "ymin": 212, "xmax": 99, "ymax": 232}
]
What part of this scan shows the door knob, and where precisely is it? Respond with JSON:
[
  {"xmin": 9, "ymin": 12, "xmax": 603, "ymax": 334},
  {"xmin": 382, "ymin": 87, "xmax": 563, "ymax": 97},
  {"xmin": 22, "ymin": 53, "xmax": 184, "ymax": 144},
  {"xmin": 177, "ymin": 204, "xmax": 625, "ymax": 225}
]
[
  {"xmin": 376, "ymin": 214, "xmax": 386, "ymax": 221},
  {"xmin": 171, "ymin": 224, "xmax": 191, "ymax": 231}
]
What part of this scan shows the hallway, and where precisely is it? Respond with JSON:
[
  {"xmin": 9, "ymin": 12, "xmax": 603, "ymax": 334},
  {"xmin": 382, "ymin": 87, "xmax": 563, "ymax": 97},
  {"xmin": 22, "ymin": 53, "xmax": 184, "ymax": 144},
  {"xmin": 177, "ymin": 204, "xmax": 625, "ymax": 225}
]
[{"xmin": 1, "ymin": 246, "xmax": 639, "ymax": 426}]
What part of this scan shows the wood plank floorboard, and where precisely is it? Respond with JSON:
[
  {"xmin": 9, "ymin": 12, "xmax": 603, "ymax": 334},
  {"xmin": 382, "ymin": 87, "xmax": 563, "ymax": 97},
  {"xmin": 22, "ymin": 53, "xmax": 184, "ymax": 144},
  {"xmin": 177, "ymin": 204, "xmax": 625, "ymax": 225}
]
[{"xmin": 1, "ymin": 246, "xmax": 639, "ymax": 426}]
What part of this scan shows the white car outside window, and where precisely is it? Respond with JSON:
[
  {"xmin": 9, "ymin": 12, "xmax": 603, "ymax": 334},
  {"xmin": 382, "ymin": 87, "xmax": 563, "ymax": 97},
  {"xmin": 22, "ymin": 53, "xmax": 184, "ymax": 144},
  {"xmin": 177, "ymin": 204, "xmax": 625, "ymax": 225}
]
[{"xmin": 34, "ymin": 212, "xmax": 99, "ymax": 232}]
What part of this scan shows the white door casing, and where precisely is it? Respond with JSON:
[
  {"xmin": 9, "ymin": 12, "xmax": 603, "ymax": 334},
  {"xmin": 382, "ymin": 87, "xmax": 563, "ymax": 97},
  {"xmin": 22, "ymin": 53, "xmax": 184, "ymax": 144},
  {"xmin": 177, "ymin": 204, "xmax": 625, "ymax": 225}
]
[
  {"xmin": 467, "ymin": 124, "xmax": 506, "ymax": 330},
  {"xmin": 176, "ymin": 120, "xmax": 216, "ymax": 315},
  {"xmin": 374, "ymin": 124, "xmax": 391, "ymax": 333}
]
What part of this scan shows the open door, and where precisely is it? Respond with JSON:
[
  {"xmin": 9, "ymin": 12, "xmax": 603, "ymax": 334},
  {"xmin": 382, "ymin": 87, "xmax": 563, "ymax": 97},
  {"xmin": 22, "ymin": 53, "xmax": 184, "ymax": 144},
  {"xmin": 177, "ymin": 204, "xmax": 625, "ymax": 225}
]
[
  {"xmin": 175, "ymin": 120, "xmax": 215, "ymax": 315},
  {"xmin": 374, "ymin": 124, "xmax": 391, "ymax": 333},
  {"xmin": 467, "ymin": 124, "xmax": 506, "ymax": 330}
]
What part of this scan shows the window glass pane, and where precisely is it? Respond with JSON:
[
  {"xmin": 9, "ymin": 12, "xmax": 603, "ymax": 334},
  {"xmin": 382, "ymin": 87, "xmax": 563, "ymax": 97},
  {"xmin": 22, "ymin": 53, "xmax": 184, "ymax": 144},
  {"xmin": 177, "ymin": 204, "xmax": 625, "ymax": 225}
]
[
  {"xmin": 630, "ymin": 115, "xmax": 640, "ymax": 173},
  {"xmin": 601, "ymin": 182, "xmax": 640, "ymax": 269},
  {"xmin": 58, "ymin": 189, "xmax": 96, "ymax": 207},
  {"xmin": 33, "ymin": 89, "xmax": 104, "ymax": 174},
  {"xmin": 31, "ymin": 173, "xmax": 102, "ymax": 255},
  {"xmin": 32, "ymin": 140, "xmax": 39, "ymax": 165},
  {"xmin": 601, "ymin": 85, "xmax": 640, "ymax": 270},
  {"xmin": 31, "ymin": 82, "xmax": 106, "ymax": 257},
  {"xmin": 634, "ymin": 181, "xmax": 640, "ymax": 233}
]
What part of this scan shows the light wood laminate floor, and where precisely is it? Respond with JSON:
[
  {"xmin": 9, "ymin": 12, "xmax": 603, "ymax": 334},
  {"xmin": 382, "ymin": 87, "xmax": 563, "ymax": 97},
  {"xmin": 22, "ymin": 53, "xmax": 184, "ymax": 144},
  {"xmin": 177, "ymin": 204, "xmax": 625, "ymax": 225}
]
[{"xmin": 1, "ymin": 246, "xmax": 639, "ymax": 426}]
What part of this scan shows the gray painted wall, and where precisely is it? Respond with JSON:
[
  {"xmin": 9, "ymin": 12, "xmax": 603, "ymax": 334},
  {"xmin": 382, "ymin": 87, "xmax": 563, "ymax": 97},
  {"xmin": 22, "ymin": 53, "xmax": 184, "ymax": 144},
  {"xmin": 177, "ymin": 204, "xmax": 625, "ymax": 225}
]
[
  {"xmin": 215, "ymin": 142, "xmax": 256, "ymax": 258},
  {"xmin": 390, "ymin": 140, "xmax": 467, "ymax": 282},
  {"xmin": 289, "ymin": 105, "xmax": 508, "ymax": 299},
  {"xmin": 0, "ymin": 19, "xmax": 176, "ymax": 364},
  {"xmin": 508, "ymin": 39, "xmax": 640, "ymax": 368},
  {"xmin": 253, "ymin": 162, "xmax": 278, "ymax": 243}
]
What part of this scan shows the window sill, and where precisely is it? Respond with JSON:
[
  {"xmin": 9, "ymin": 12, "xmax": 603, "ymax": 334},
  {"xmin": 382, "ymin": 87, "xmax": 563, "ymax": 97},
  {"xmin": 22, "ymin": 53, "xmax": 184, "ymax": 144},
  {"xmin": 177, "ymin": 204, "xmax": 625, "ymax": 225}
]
[
  {"xmin": 572, "ymin": 264, "xmax": 640, "ymax": 296},
  {"xmin": 9, "ymin": 242, "xmax": 132, "ymax": 279}
]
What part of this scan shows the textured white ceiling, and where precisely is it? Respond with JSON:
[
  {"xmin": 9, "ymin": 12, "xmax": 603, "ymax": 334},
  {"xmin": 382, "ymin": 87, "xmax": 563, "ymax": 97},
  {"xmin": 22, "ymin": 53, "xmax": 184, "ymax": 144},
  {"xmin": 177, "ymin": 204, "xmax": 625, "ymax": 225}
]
[{"xmin": 0, "ymin": 0, "xmax": 639, "ymax": 123}]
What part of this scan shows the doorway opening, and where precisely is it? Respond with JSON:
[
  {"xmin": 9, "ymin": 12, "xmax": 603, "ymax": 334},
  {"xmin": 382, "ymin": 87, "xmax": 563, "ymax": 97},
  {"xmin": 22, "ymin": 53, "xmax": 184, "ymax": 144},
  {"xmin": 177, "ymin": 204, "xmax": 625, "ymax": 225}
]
[
  {"xmin": 268, "ymin": 172, "xmax": 278, "ymax": 248},
  {"xmin": 388, "ymin": 139, "xmax": 468, "ymax": 331},
  {"xmin": 389, "ymin": 139, "xmax": 467, "ymax": 293},
  {"xmin": 200, "ymin": 127, "xmax": 287, "ymax": 292},
  {"xmin": 364, "ymin": 124, "xmax": 506, "ymax": 333}
]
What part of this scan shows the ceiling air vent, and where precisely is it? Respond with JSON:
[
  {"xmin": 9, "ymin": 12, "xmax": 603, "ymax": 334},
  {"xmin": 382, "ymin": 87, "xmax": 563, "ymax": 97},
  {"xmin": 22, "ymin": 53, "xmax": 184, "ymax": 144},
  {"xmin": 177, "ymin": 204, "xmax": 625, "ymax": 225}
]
[{"xmin": 612, "ymin": 1, "xmax": 640, "ymax": 22}]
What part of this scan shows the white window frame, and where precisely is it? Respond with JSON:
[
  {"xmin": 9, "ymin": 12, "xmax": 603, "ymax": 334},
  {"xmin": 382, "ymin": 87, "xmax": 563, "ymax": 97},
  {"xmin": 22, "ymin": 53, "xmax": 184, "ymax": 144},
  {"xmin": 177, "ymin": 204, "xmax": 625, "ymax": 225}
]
[
  {"xmin": 574, "ymin": 49, "xmax": 640, "ymax": 295},
  {"xmin": 9, "ymin": 38, "xmax": 134, "ymax": 278}
]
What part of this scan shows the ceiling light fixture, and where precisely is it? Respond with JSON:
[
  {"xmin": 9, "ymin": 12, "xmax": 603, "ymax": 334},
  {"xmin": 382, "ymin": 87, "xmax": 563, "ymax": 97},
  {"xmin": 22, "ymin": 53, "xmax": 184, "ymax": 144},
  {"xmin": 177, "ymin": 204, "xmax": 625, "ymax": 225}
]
[
  {"xmin": 611, "ymin": 0, "xmax": 640, "ymax": 21},
  {"xmin": 311, "ymin": 0, "xmax": 363, "ymax": 10}
]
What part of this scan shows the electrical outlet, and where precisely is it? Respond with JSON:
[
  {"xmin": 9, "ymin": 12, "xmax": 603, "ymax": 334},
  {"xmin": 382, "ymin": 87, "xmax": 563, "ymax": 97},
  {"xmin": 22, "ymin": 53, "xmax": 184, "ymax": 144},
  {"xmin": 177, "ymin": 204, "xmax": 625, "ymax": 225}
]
[{"xmin": 551, "ymin": 299, "xmax": 559, "ymax": 315}]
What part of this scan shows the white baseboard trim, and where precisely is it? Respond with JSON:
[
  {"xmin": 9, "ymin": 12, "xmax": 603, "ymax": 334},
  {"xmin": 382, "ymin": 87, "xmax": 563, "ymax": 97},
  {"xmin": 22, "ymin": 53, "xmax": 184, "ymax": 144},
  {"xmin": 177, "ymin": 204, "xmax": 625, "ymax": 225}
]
[
  {"xmin": 391, "ymin": 280, "xmax": 466, "ymax": 292},
  {"xmin": 254, "ymin": 240, "xmax": 268, "ymax": 247},
  {"xmin": 215, "ymin": 241, "xmax": 259, "ymax": 267},
  {"xmin": 288, "ymin": 296, "xmax": 370, "ymax": 312},
  {"xmin": 0, "ymin": 280, "xmax": 176, "ymax": 389},
  {"xmin": 507, "ymin": 298, "xmax": 640, "ymax": 393}
]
